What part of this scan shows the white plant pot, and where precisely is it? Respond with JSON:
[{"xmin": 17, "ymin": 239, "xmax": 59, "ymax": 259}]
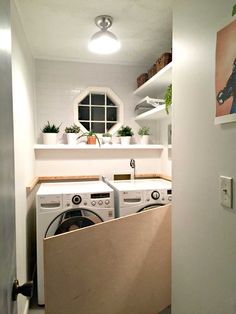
[
  {"xmin": 66, "ymin": 133, "xmax": 78, "ymax": 145},
  {"xmin": 102, "ymin": 136, "xmax": 112, "ymax": 144},
  {"xmin": 120, "ymin": 136, "xmax": 131, "ymax": 145},
  {"xmin": 43, "ymin": 133, "xmax": 58, "ymax": 145},
  {"xmin": 140, "ymin": 135, "xmax": 149, "ymax": 145}
]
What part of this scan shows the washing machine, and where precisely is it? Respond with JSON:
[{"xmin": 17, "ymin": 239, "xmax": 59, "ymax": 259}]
[
  {"xmin": 105, "ymin": 178, "xmax": 172, "ymax": 218},
  {"xmin": 36, "ymin": 181, "xmax": 114, "ymax": 305}
]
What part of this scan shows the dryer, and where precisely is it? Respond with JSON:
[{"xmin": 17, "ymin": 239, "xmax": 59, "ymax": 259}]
[
  {"xmin": 36, "ymin": 181, "xmax": 114, "ymax": 305},
  {"xmin": 106, "ymin": 179, "xmax": 172, "ymax": 218}
]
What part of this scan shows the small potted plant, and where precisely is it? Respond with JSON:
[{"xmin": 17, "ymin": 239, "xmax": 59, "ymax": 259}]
[
  {"xmin": 117, "ymin": 125, "xmax": 134, "ymax": 145},
  {"xmin": 102, "ymin": 132, "xmax": 112, "ymax": 144},
  {"xmin": 138, "ymin": 126, "xmax": 150, "ymax": 145},
  {"xmin": 42, "ymin": 121, "xmax": 61, "ymax": 144},
  {"xmin": 77, "ymin": 130, "xmax": 101, "ymax": 146},
  {"xmin": 65, "ymin": 124, "xmax": 80, "ymax": 145}
]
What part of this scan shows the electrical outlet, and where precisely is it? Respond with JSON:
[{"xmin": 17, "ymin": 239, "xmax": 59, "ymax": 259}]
[{"xmin": 220, "ymin": 176, "xmax": 233, "ymax": 208}]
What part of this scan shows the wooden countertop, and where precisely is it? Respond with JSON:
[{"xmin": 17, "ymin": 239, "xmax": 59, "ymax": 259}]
[{"xmin": 26, "ymin": 173, "xmax": 172, "ymax": 195}]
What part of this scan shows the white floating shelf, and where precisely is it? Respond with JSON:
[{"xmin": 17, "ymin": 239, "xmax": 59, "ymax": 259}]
[
  {"xmin": 134, "ymin": 62, "xmax": 172, "ymax": 98},
  {"xmin": 135, "ymin": 104, "xmax": 171, "ymax": 121},
  {"xmin": 34, "ymin": 144, "xmax": 164, "ymax": 150}
]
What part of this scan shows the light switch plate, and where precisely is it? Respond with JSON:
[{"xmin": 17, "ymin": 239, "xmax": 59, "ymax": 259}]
[{"xmin": 220, "ymin": 176, "xmax": 233, "ymax": 208}]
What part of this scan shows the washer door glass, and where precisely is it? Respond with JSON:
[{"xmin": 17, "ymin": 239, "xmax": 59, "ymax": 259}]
[
  {"xmin": 45, "ymin": 209, "xmax": 103, "ymax": 238},
  {"xmin": 137, "ymin": 204, "xmax": 164, "ymax": 213}
]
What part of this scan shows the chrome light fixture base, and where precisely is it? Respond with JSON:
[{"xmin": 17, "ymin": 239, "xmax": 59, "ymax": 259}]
[{"xmin": 88, "ymin": 15, "xmax": 121, "ymax": 55}]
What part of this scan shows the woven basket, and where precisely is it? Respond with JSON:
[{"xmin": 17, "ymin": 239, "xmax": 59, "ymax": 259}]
[
  {"xmin": 156, "ymin": 52, "xmax": 172, "ymax": 72},
  {"xmin": 148, "ymin": 64, "xmax": 157, "ymax": 79},
  {"xmin": 137, "ymin": 73, "xmax": 148, "ymax": 87}
]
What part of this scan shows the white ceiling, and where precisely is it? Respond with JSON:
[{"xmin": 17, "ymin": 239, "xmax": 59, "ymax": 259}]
[{"xmin": 15, "ymin": 0, "xmax": 172, "ymax": 66}]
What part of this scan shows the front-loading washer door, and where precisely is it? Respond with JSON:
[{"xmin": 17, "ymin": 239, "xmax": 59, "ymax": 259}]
[
  {"xmin": 45, "ymin": 208, "xmax": 104, "ymax": 237},
  {"xmin": 137, "ymin": 204, "xmax": 164, "ymax": 213}
]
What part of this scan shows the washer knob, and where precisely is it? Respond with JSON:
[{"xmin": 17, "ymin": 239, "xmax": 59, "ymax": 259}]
[
  {"xmin": 72, "ymin": 195, "xmax": 82, "ymax": 205},
  {"xmin": 91, "ymin": 201, "xmax": 96, "ymax": 206},
  {"xmin": 98, "ymin": 200, "xmax": 103, "ymax": 205},
  {"xmin": 168, "ymin": 196, "xmax": 172, "ymax": 201},
  {"xmin": 105, "ymin": 200, "xmax": 110, "ymax": 205},
  {"xmin": 151, "ymin": 191, "xmax": 160, "ymax": 200}
]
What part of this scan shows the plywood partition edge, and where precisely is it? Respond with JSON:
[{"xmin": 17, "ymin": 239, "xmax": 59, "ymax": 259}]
[{"xmin": 44, "ymin": 204, "xmax": 171, "ymax": 314}]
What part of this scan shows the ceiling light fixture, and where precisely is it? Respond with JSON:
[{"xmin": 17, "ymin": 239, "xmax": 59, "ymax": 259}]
[{"xmin": 88, "ymin": 15, "xmax": 121, "ymax": 55}]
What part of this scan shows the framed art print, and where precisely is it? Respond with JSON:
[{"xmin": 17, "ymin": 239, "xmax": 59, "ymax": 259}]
[{"xmin": 215, "ymin": 19, "xmax": 236, "ymax": 124}]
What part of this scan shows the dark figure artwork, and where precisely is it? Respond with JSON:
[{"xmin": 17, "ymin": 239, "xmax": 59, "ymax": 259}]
[
  {"xmin": 217, "ymin": 58, "xmax": 236, "ymax": 114},
  {"xmin": 215, "ymin": 19, "xmax": 236, "ymax": 123}
]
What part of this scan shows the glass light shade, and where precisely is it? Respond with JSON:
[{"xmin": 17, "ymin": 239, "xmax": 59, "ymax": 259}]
[{"xmin": 88, "ymin": 30, "xmax": 121, "ymax": 54}]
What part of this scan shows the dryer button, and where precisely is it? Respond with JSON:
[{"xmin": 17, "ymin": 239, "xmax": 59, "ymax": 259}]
[
  {"xmin": 84, "ymin": 201, "xmax": 87, "ymax": 206},
  {"xmin": 98, "ymin": 200, "xmax": 103, "ymax": 205},
  {"xmin": 67, "ymin": 203, "xmax": 70, "ymax": 207},
  {"xmin": 105, "ymin": 200, "xmax": 110, "ymax": 205},
  {"xmin": 168, "ymin": 196, "xmax": 172, "ymax": 201},
  {"xmin": 91, "ymin": 201, "xmax": 96, "ymax": 206}
]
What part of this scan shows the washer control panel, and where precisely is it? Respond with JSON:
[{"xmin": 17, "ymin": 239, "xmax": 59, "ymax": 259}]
[{"xmin": 63, "ymin": 192, "xmax": 113, "ymax": 209}]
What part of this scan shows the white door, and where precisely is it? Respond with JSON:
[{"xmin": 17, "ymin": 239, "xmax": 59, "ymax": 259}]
[
  {"xmin": 44, "ymin": 205, "xmax": 171, "ymax": 314},
  {"xmin": 0, "ymin": 0, "xmax": 17, "ymax": 313}
]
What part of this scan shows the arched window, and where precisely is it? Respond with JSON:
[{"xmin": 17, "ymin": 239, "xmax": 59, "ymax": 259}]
[{"xmin": 73, "ymin": 87, "xmax": 123, "ymax": 134}]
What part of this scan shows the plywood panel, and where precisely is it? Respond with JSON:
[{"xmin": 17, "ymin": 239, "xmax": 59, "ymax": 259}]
[{"xmin": 44, "ymin": 204, "xmax": 171, "ymax": 314}]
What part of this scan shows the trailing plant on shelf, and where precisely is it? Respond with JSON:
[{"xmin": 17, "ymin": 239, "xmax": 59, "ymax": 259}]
[
  {"xmin": 64, "ymin": 124, "xmax": 80, "ymax": 133},
  {"xmin": 164, "ymin": 84, "xmax": 172, "ymax": 114},
  {"xmin": 42, "ymin": 121, "xmax": 60, "ymax": 133},
  {"xmin": 77, "ymin": 130, "xmax": 101, "ymax": 146},
  {"xmin": 138, "ymin": 126, "xmax": 150, "ymax": 136}
]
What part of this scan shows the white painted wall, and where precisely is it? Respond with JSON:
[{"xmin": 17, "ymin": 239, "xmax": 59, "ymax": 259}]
[
  {"xmin": 35, "ymin": 60, "xmax": 166, "ymax": 177},
  {"xmin": 172, "ymin": 1, "xmax": 236, "ymax": 313},
  {"xmin": 11, "ymin": 2, "xmax": 36, "ymax": 313}
]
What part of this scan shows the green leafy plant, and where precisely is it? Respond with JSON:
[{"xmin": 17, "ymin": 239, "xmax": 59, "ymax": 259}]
[
  {"xmin": 65, "ymin": 124, "xmax": 80, "ymax": 133},
  {"xmin": 42, "ymin": 121, "xmax": 60, "ymax": 133},
  {"xmin": 117, "ymin": 125, "xmax": 134, "ymax": 137},
  {"xmin": 77, "ymin": 130, "xmax": 101, "ymax": 146},
  {"xmin": 164, "ymin": 84, "xmax": 172, "ymax": 114},
  {"xmin": 102, "ymin": 132, "xmax": 112, "ymax": 137},
  {"xmin": 232, "ymin": 4, "xmax": 236, "ymax": 16},
  {"xmin": 138, "ymin": 127, "xmax": 150, "ymax": 136}
]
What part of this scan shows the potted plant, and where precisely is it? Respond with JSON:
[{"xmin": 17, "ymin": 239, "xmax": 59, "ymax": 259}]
[
  {"xmin": 117, "ymin": 125, "xmax": 134, "ymax": 145},
  {"xmin": 65, "ymin": 124, "xmax": 80, "ymax": 145},
  {"xmin": 164, "ymin": 84, "xmax": 172, "ymax": 114},
  {"xmin": 102, "ymin": 132, "xmax": 112, "ymax": 144},
  {"xmin": 42, "ymin": 121, "xmax": 61, "ymax": 144},
  {"xmin": 77, "ymin": 130, "xmax": 101, "ymax": 146},
  {"xmin": 138, "ymin": 126, "xmax": 150, "ymax": 145}
]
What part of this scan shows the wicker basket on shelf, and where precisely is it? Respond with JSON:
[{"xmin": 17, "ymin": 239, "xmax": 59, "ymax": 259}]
[
  {"xmin": 137, "ymin": 73, "xmax": 148, "ymax": 87},
  {"xmin": 148, "ymin": 64, "xmax": 157, "ymax": 79},
  {"xmin": 155, "ymin": 52, "xmax": 172, "ymax": 72}
]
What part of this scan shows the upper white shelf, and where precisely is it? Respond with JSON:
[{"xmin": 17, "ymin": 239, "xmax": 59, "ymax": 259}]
[
  {"xmin": 135, "ymin": 104, "xmax": 171, "ymax": 121},
  {"xmin": 34, "ymin": 144, "xmax": 164, "ymax": 150},
  {"xmin": 133, "ymin": 62, "xmax": 172, "ymax": 98}
]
